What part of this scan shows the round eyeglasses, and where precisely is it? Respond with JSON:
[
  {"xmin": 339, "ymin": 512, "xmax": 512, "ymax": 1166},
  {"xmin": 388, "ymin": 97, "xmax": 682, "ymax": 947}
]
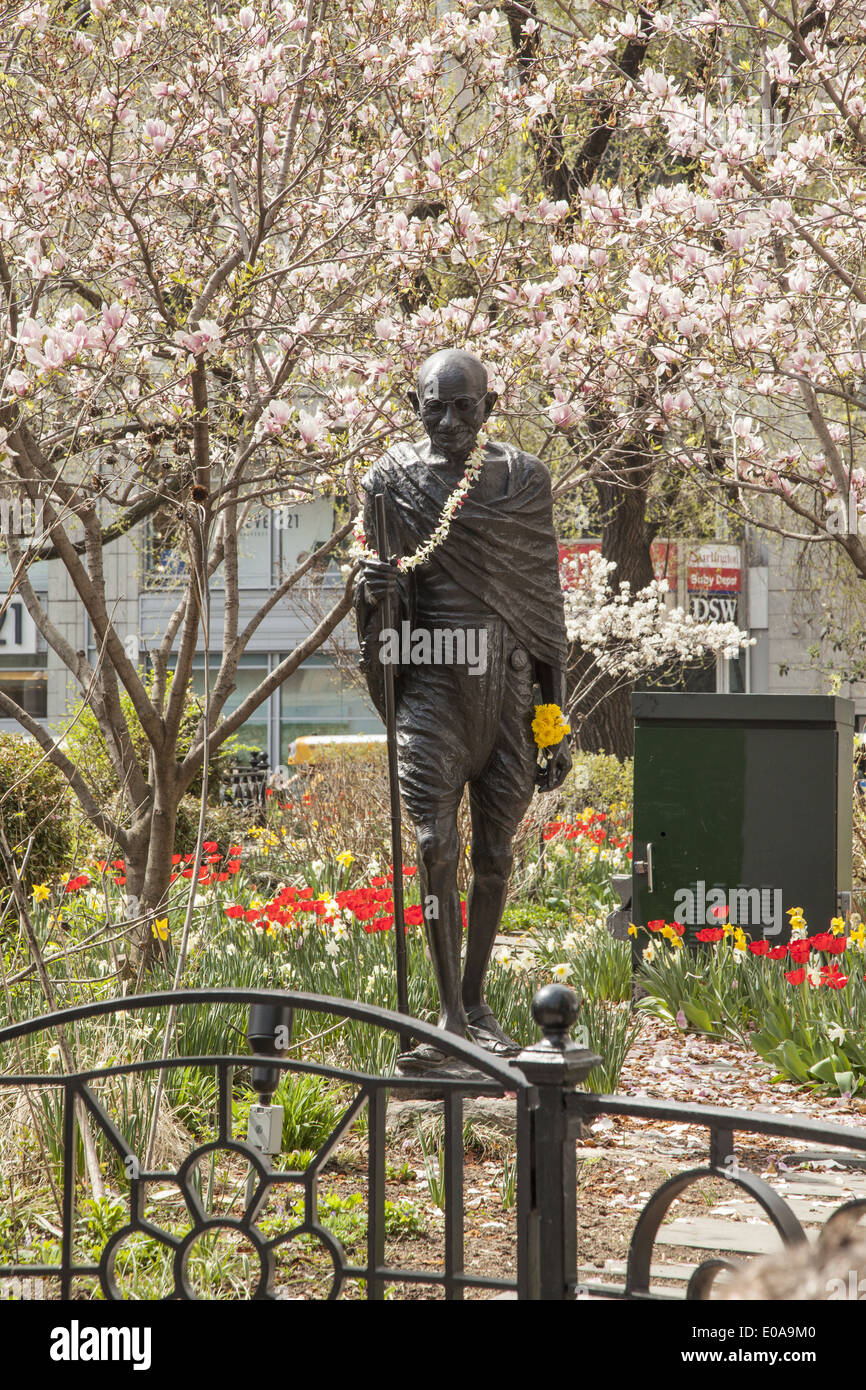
[{"xmin": 420, "ymin": 394, "xmax": 486, "ymax": 418}]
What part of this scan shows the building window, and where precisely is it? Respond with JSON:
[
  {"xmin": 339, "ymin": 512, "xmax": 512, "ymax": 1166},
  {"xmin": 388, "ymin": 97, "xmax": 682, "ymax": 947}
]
[
  {"xmin": 279, "ymin": 658, "xmax": 380, "ymax": 763},
  {"xmin": 190, "ymin": 654, "xmax": 269, "ymax": 755},
  {"xmin": 187, "ymin": 653, "xmax": 381, "ymax": 765},
  {"xmin": 0, "ymin": 654, "xmax": 47, "ymax": 717}
]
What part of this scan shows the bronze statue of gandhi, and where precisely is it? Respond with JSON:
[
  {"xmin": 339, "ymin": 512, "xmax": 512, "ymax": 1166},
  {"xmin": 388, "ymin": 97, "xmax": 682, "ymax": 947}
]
[{"xmin": 355, "ymin": 349, "xmax": 571, "ymax": 1070}]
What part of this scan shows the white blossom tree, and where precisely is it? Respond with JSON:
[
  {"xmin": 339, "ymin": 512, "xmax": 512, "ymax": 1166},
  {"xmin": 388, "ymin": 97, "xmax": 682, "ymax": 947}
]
[{"xmin": 562, "ymin": 549, "xmax": 752, "ymax": 727}]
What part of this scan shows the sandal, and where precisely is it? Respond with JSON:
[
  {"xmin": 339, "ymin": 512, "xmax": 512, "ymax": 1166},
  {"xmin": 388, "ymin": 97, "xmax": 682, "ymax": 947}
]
[
  {"xmin": 466, "ymin": 1005, "xmax": 520, "ymax": 1057},
  {"xmin": 396, "ymin": 1042, "xmax": 455, "ymax": 1074}
]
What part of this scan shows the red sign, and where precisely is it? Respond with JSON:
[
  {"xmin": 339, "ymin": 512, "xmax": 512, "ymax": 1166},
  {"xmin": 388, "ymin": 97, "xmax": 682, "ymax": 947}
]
[
  {"xmin": 558, "ymin": 541, "xmax": 599, "ymax": 589},
  {"xmin": 687, "ymin": 544, "xmax": 741, "ymax": 594},
  {"xmin": 651, "ymin": 541, "xmax": 678, "ymax": 589},
  {"xmin": 559, "ymin": 540, "xmax": 678, "ymax": 590}
]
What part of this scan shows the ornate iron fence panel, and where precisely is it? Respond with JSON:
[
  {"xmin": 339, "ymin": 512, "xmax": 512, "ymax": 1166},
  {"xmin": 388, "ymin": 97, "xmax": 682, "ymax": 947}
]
[
  {"xmin": 6, "ymin": 985, "xmax": 866, "ymax": 1300},
  {"xmin": 569, "ymin": 1092, "xmax": 866, "ymax": 1300},
  {"xmin": 0, "ymin": 989, "xmax": 539, "ymax": 1301}
]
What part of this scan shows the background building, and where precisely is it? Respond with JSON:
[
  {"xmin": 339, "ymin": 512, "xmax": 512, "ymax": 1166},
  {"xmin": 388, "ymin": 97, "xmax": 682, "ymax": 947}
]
[{"xmin": 3, "ymin": 506, "xmax": 866, "ymax": 755}]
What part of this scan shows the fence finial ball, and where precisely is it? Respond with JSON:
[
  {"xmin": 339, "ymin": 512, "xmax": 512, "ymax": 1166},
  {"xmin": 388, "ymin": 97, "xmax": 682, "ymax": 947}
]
[{"xmin": 532, "ymin": 984, "xmax": 579, "ymax": 1048}]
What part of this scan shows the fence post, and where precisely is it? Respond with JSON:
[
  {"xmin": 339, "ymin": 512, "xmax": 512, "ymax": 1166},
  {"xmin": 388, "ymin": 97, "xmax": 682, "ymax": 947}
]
[{"xmin": 511, "ymin": 984, "xmax": 602, "ymax": 1300}]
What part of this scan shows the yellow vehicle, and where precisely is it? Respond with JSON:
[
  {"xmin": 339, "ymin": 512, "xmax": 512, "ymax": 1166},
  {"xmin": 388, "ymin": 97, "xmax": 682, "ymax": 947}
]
[{"xmin": 284, "ymin": 733, "xmax": 387, "ymax": 767}]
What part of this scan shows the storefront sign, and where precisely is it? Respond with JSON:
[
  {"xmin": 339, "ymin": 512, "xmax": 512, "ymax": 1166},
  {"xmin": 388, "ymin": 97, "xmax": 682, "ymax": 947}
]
[
  {"xmin": 687, "ymin": 543, "xmax": 741, "ymax": 621},
  {"xmin": 0, "ymin": 595, "xmax": 37, "ymax": 654}
]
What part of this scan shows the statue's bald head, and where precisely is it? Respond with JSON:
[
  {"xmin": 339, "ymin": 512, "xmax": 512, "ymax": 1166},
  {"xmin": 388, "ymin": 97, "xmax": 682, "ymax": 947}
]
[
  {"xmin": 408, "ymin": 348, "xmax": 497, "ymax": 463},
  {"xmin": 416, "ymin": 349, "xmax": 488, "ymax": 401}
]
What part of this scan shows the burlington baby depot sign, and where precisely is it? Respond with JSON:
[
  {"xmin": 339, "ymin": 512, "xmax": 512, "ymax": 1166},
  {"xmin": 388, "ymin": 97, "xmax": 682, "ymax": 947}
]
[{"xmin": 687, "ymin": 543, "xmax": 741, "ymax": 621}]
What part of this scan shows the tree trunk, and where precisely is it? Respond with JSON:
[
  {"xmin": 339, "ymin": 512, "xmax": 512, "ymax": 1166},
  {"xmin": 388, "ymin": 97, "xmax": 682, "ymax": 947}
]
[{"xmin": 128, "ymin": 768, "xmax": 178, "ymax": 979}]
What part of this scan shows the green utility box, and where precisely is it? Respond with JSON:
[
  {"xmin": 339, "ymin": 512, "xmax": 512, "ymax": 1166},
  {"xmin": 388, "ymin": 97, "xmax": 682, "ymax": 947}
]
[{"xmin": 631, "ymin": 694, "xmax": 854, "ymax": 946}]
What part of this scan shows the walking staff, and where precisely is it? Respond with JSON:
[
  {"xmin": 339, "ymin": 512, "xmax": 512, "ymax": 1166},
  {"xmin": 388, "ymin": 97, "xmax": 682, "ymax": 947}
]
[{"xmin": 374, "ymin": 492, "xmax": 412, "ymax": 1052}]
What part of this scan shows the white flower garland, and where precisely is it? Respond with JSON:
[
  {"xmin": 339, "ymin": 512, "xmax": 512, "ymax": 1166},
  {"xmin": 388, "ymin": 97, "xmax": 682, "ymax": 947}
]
[{"xmin": 349, "ymin": 432, "xmax": 488, "ymax": 572}]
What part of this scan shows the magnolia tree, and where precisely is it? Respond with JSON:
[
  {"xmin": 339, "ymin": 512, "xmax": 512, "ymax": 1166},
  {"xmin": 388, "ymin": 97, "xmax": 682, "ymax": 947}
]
[
  {"xmin": 0, "ymin": 0, "xmax": 447, "ymax": 941},
  {"xmin": 488, "ymin": 0, "xmax": 866, "ymax": 741},
  {"xmin": 1, "ymin": 0, "xmax": 795, "ymax": 941}
]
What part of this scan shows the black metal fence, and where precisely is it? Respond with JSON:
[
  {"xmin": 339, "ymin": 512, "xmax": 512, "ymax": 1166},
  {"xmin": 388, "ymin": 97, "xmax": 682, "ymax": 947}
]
[
  {"xmin": 220, "ymin": 751, "xmax": 269, "ymax": 809},
  {"xmin": 2, "ymin": 985, "xmax": 866, "ymax": 1300}
]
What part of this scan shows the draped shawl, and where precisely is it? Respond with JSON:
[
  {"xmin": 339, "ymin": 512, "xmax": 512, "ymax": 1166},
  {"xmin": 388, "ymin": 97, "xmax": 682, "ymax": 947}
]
[{"xmin": 354, "ymin": 439, "xmax": 567, "ymax": 720}]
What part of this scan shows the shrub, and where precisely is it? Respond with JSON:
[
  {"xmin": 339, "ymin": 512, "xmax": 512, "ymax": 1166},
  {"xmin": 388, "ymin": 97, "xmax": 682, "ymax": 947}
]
[
  {"xmin": 564, "ymin": 750, "xmax": 633, "ymax": 819},
  {"xmin": 577, "ymin": 998, "xmax": 643, "ymax": 1093},
  {"xmin": 0, "ymin": 732, "xmax": 74, "ymax": 887},
  {"xmin": 173, "ymin": 796, "xmax": 256, "ymax": 856}
]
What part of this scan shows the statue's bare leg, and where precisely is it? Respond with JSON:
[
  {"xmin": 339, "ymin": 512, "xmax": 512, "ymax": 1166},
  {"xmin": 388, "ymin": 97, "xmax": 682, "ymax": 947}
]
[
  {"xmin": 462, "ymin": 806, "xmax": 519, "ymax": 1054},
  {"xmin": 416, "ymin": 813, "xmax": 469, "ymax": 1037}
]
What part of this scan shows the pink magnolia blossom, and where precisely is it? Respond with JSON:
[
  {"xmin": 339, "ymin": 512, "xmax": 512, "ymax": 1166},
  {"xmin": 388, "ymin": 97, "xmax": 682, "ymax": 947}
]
[{"xmin": 297, "ymin": 411, "xmax": 325, "ymax": 446}]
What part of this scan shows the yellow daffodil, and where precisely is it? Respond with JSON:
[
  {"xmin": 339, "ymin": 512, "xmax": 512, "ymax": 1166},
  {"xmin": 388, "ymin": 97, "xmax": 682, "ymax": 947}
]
[
  {"xmin": 31, "ymin": 883, "xmax": 50, "ymax": 902},
  {"xmin": 335, "ymin": 851, "xmax": 355, "ymax": 868},
  {"xmin": 733, "ymin": 927, "xmax": 748, "ymax": 952},
  {"xmin": 627, "ymin": 923, "xmax": 638, "ymax": 937},
  {"xmin": 849, "ymin": 925, "xmax": 865, "ymax": 952},
  {"xmin": 830, "ymin": 916, "xmax": 845, "ymax": 936},
  {"xmin": 531, "ymin": 703, "xmax": 571, "ymax": 748},
  {"xmin": 151, "ymin": 918, "xmax": 169, "ymax": 941}
]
